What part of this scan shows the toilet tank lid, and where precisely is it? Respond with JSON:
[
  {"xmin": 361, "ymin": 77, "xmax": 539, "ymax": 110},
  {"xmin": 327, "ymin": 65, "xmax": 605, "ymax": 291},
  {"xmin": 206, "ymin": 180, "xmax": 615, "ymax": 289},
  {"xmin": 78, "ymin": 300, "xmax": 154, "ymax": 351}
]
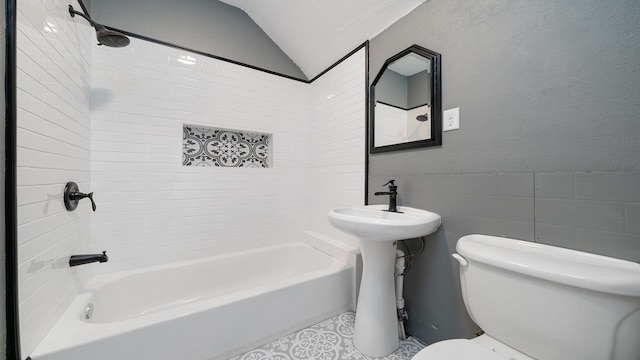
[{"xmin": 457, "ymin": 234, "xmax": 640, "ymax": 297}]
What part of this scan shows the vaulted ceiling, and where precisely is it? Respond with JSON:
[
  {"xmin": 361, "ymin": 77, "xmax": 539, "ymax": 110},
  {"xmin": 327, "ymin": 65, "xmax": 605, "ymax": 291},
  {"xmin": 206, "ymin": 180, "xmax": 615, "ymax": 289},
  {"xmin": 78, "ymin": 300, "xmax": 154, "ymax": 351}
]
[{"xmin": 219, "ymin": 0, "xmax": 426, "ymax": 79}]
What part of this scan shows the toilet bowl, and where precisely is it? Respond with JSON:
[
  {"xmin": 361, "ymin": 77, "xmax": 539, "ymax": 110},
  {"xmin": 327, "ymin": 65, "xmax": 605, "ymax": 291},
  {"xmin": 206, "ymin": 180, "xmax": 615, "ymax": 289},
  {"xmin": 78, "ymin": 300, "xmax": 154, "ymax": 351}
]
[{"xmin": 411, "ymin": 234, "xmax": 640, "ymax": 360}]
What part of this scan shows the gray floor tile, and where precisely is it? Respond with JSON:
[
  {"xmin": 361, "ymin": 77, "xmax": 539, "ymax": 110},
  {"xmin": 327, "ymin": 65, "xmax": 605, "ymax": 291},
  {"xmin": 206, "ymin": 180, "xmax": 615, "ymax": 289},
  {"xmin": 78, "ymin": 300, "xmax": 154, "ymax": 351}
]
[{"xmin": 229, "ymin": 312, "xmax": 424, "ymax": 360}]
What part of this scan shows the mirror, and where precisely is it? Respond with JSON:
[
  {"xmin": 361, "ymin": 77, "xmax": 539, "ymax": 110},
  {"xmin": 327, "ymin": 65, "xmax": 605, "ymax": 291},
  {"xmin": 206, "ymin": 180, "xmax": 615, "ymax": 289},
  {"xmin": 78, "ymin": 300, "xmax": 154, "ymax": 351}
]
[{"xmin": 370, "ymin": 45, "xmax": 442, "ymax": 153}]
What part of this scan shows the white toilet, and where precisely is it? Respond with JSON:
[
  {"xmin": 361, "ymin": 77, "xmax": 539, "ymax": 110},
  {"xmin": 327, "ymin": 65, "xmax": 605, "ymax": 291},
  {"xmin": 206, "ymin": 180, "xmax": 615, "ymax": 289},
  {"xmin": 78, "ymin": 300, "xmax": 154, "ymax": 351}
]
[{"xmin": 412, "ymin": 234, "xmax": 640, "ymax": 360}]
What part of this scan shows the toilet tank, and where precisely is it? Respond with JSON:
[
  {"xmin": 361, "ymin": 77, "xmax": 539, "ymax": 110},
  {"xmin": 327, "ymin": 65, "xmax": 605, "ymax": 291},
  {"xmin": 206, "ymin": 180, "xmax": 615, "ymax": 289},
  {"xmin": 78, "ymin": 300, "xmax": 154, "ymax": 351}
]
[{"xmin": 455, "ymin": 234, "xmax": 640, "ymax": 360}]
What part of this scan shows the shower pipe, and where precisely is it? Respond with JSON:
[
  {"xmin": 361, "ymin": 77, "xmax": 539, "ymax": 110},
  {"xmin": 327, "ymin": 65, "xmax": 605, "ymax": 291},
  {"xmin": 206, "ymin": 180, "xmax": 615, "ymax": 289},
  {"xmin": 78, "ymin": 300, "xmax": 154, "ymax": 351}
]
[{"xmin": 68, "ymin": 0, "xmax": 130, "ymax": 48}]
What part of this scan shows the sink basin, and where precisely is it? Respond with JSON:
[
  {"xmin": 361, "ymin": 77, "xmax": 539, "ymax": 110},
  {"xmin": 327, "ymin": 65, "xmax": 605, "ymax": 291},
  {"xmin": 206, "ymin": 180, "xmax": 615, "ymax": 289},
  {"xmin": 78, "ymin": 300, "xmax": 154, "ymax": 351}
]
[
  {"xmin": 328, "ymin": 204, "xmax": 441, "ymax": 241},
  {"xmin": 327, "ymin": 204, "xmax": 442, "ymax": 357}
]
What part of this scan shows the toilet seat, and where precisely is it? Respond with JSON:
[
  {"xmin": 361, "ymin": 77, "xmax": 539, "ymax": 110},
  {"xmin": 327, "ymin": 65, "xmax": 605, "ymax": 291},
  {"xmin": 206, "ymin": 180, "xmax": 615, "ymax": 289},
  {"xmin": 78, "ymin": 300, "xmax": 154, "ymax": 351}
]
[{"xmin": 412, "ymin": 339, "xmax": 505, "ymax": 360}]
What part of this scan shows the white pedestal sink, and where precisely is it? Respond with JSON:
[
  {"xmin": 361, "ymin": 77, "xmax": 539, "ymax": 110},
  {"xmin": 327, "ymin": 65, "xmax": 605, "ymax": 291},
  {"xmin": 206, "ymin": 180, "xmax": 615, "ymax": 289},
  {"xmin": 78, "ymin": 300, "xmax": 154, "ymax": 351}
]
[{"xmin": 328, "ymin": 204, "xmax": 441, "ymax": 357}]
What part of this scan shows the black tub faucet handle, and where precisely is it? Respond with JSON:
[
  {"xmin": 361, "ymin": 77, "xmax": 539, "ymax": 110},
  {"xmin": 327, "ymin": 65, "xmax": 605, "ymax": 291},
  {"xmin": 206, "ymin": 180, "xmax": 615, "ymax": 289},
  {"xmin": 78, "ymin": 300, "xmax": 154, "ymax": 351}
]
[
  {"xmin": 72, "ymin": 191, "xmax": 96, "ymax": 211},
  {"xmin": 64, "ymin": 181, "xmax": 97, "ymax": 212}
]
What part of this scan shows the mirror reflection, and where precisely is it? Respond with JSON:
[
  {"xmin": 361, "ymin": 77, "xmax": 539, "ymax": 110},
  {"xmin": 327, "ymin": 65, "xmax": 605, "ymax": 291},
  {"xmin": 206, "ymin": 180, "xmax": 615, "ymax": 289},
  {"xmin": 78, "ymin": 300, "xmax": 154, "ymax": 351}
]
[
  {"xmin": 375, "ymin": 54, "xmax": 431, "ymax": 146},
  {"xmin": 370, "ymin": 45, "xmax": 441, "ymax": 153}
]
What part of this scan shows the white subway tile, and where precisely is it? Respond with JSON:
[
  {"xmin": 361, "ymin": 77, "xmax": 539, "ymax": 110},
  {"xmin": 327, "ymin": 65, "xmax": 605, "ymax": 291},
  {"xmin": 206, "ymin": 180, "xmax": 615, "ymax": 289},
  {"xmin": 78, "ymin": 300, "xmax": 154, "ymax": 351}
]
[
  {"xmin": 18, "ymin": 21, "xmax": 365, "ymax": 357},
  {"xmin": 17, "ymin": 1, "xmax": 93, "ymax": 355}
]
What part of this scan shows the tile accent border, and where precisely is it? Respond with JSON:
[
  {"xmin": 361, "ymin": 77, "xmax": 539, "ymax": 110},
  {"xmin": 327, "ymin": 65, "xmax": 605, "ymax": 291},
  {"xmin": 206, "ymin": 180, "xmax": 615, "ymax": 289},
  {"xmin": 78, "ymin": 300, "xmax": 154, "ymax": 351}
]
[{"xmin": 183, "ymin": 125, "xmax": 271, "ymax": 168}]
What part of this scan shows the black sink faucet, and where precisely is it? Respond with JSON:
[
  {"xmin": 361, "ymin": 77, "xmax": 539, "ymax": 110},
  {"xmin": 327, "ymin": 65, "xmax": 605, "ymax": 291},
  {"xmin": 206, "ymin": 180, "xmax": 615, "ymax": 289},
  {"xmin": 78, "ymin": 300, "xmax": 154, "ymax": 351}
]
[
  {"xmin": 374, "ymin": 180, "xmax": 400, "ymax": 213},
  {"xmin": 69, "ymin": 251, "xmax": 108, "ymax": 267}
]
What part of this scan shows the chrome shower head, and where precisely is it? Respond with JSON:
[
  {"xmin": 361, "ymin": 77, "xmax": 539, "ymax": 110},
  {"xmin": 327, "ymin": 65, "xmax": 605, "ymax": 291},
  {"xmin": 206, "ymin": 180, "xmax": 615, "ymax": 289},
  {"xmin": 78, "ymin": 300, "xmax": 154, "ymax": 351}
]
[
  {"xmin": 69, "ymin": 1, "xmax": 130, "ymax": 48},
  {"xmin": 416, "ymin": 114, "xmax": 429, "ymax": 122}
]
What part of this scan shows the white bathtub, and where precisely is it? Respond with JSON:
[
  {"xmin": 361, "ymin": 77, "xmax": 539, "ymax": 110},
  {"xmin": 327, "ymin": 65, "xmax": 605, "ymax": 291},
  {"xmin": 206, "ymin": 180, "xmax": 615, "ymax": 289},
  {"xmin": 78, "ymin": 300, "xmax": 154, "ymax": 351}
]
[{"xmin": 29, "ymin": 242, "xmax": 353, "ymax": 360}]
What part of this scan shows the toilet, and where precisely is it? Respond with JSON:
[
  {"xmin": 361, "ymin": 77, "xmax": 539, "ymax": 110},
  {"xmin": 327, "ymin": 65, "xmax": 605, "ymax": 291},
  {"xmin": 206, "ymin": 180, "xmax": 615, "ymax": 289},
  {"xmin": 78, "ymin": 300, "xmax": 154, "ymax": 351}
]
[{"xmin": 412, "ymin": 234, "xmax": 640, "ymax": 360}]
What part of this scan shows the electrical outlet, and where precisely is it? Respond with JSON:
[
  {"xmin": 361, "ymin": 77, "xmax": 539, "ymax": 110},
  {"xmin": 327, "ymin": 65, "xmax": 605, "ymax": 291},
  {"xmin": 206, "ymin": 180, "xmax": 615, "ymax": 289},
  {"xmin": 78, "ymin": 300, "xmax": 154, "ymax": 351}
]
[{"xmin": 443, "ymin": 107, "xmax": 460, "ymax": 131}]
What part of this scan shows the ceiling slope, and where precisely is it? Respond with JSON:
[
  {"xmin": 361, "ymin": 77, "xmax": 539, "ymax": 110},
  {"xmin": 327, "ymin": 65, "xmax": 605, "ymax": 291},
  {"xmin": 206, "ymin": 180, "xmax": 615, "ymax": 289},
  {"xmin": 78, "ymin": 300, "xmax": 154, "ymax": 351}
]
[{"xmin": 220, "ymin": 0, "xmax": 426, "ymax": 79}]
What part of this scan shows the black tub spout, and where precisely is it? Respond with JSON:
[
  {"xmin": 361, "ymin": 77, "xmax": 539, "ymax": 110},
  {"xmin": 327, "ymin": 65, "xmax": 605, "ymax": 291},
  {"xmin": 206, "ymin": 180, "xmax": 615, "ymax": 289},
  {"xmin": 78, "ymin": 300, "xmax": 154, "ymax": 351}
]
[{"xmin": 69, "ymin": 251, "xmax": 108, "ymax": 267}]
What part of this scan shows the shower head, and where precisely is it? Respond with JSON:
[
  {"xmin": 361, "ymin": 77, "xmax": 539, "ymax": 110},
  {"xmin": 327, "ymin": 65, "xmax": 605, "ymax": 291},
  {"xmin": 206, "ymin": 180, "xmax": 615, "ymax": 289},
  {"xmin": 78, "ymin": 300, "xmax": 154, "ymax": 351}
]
[
  {"xmin": 69, "ymin": 1, "xmax": 130, "ymax": 48},
  {"xmin": 94, "ymin": 25, "xmax": 130, "ymax": 48}
]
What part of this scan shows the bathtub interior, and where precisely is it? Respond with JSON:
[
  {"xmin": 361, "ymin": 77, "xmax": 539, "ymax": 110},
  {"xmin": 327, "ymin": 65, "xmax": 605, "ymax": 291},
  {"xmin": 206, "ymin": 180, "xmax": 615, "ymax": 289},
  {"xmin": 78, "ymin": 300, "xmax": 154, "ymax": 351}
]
[
  {"xmin": 29, "ymin": 241, "xmax": 356, "ymax": 360},
  {"xmin": 87, "ymin": 243, "xmax": 338, "ymax": 323}
]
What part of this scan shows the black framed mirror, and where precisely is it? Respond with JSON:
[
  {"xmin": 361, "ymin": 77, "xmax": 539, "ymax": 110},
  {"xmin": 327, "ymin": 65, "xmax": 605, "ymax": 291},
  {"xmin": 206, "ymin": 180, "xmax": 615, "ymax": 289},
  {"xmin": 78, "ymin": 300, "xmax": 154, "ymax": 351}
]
[{"xmin": 370, "ymin": 45, "xmax": 442, "ymax": 153}]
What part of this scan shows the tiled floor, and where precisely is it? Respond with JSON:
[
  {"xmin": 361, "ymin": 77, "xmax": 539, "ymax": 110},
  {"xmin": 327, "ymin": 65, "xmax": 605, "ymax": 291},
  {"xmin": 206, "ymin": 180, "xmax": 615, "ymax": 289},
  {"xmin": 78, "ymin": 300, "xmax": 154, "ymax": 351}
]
[{"xmin": 228, "ymin": 312, "xmax": 424, "ymax": 360}]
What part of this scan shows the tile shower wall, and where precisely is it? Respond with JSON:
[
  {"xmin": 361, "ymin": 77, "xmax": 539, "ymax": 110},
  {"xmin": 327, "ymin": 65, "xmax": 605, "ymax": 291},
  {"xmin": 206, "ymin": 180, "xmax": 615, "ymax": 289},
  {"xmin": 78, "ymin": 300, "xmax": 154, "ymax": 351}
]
[
  {"xmin": 90, "ymin": 38, "xmax": 312, "ymax": 273},
  {"xmin": 16, "ymin": 0, "xmax": 93, "ymax": 356},
  {"xmin": 309, "ymin": 48, "xmax": 366, "ymax": 247},
  {"xmin": 16, "ymin": 23, "xmax": 365, "ymax": 357}
]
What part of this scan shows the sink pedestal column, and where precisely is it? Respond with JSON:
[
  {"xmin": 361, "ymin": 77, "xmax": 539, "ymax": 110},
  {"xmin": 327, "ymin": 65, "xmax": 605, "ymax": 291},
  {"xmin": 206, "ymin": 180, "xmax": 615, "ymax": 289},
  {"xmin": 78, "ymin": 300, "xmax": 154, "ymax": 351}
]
[{"xmin": 353, "ymin": 239, "xmax": 399, "ymax": 357}]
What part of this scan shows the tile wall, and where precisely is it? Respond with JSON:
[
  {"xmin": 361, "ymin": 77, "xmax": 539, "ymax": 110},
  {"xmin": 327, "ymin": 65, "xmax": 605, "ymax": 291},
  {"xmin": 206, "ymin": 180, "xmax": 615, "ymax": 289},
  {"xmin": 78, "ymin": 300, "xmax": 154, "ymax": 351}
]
[
  {"xmin": 371, "ymin": 171, "xmax": 640, "ymax": 262},
  {"xmin": 535, "ymin": 171, "xmax": 640, "ymax": 261},
  {"xmin": 182, "ymin": 125, "xmax": 272, "ymax": 168},
  {"xmin": 370, "ymin": 170, "xmax": 640, "ymax": 344},
  {"xmin": 89, "ymin": 37, "xmax": 311, "ymax": 272},
  {"xmin": 90, "ymin": 40, "xmax": 366, "ymax": 273},
  {"xmin": 309, "ymin": 49, "xmax": 366, "ymax": 247},
  {"xmin": 374, "ymin": 103, "xmax": 407, "ymax": 147},
  {"xmin": 16, "ymin": 0, "xmax": 93, "ymax": 355},
  {"xmin": 16, "ymin": 10, "xmax": 366, "ymax": 357}
]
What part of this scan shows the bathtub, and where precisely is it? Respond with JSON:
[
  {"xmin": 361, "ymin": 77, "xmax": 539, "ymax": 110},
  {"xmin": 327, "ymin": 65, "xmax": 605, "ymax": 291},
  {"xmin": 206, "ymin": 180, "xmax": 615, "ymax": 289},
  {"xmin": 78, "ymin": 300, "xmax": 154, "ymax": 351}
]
[{"xmin": 29, "ymin": 242, "xmax": 353, "ymax": 360}]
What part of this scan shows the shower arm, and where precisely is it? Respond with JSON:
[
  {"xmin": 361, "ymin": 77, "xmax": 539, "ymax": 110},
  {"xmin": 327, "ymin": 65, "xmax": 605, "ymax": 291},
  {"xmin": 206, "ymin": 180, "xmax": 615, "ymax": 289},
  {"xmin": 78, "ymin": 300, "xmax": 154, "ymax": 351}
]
[
  {"xmin": 67, "ymin": 0, "xmax": 130, "ymax": 48},
  {"xmin": 68, "ymin": 4, "xmax": 97, "ymax": 28}
]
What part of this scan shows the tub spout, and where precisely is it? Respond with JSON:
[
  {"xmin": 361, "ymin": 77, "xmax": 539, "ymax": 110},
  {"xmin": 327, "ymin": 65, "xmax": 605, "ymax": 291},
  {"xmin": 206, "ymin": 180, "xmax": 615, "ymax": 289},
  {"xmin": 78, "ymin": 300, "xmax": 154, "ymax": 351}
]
[{"xmin": 70, "ymin": 251, "xmax": 108, "ymax": 267}]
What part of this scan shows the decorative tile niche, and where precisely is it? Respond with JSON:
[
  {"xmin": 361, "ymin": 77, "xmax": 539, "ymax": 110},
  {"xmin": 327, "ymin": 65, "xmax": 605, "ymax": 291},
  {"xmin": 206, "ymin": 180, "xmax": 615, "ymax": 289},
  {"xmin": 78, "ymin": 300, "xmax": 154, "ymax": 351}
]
[{"xmin": 183, "ymin": 125, "xmax": 272, "ymax": 168}]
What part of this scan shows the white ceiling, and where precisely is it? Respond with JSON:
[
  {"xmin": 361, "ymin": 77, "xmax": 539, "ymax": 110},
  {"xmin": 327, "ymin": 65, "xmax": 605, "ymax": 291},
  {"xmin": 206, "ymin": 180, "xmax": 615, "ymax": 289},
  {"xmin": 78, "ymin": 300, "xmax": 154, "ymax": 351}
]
[
  {"xmin": 219, "ymin": 0, "xmax": 426, "ymax": 79},
  {"xmin": 388, "ymin": 52, "xmax": 431, "ymax": 76}
]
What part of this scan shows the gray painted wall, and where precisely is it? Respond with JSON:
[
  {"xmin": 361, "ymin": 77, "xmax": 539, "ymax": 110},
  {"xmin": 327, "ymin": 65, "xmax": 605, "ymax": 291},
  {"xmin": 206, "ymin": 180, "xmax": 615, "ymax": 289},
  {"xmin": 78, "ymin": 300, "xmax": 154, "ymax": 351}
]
[
  {"xmin": 82, "ymin": 0, "xmax": 91, "ymax": 14},
  {"xmin": 377, "ymin": 70, "xmax": 408, "ymax": 108},
  {"xmin": 376, "ymin": 69, "xmax": 430, "ymax": 109},
  {"xmin": 369, "ymin": 0, "xmax": 640, "ymax": 345},
  {"xmin": 407, "ymin": 70, "xmax": 430, "ymax": 109},
  {"xmin": 90, "ymin": 0, "xmax": 307, "ymax": 80}
]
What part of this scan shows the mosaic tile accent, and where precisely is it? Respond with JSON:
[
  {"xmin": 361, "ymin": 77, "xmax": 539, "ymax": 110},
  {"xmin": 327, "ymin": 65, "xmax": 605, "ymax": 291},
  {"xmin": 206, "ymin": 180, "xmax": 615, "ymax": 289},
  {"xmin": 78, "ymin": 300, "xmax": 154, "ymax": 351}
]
[
  {"xmin": 183, "ymin": 125, "xmax": 271, "ymax": 168},
  {"xmin": 228, "ymin": 312, "xmax": 424, "ymax": 360}
]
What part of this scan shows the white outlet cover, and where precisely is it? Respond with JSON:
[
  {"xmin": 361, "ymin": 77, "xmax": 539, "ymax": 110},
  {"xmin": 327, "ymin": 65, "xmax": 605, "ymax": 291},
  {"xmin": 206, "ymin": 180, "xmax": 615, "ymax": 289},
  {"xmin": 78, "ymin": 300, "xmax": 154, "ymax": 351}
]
[{"xmin": 443, "ymin": 107, "xmax": 460, "ymax": 131}]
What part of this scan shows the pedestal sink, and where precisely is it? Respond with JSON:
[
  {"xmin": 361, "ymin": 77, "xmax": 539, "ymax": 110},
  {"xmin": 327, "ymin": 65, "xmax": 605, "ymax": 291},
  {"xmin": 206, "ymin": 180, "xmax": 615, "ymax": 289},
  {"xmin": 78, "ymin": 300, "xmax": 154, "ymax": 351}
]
[{"xmin": 328, "ymin": 204, "xmax": 441, "ymax": 357}]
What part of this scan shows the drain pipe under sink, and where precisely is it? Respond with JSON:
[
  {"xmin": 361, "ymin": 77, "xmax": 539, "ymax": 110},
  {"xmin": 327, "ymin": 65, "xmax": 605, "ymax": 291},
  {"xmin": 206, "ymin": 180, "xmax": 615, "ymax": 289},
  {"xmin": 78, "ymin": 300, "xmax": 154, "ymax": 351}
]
[{"xmin": 396, "ymin": 248, "xmax": 408, "ymax": 340}]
